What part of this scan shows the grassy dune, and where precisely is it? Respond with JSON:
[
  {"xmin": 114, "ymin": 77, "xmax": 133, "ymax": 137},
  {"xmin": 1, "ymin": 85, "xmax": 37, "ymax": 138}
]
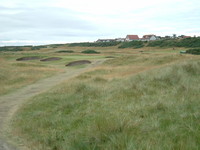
[{"xmin": 12, "ymin": 54, "xmax": 200, "ymax": 150}]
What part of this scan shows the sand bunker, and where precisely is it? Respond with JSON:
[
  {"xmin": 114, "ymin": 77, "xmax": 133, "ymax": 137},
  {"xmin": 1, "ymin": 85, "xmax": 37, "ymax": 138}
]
[
  {"xmin": 66, "ymin": 60, "xmax": 91, "ymax": 66},
  {"xmin": 16, "ymin": 56, "xmax": 41, "ymax": 61},
  {"xmin": 40, "ymin": 57, "xmax": 62, "ymax": 61}
]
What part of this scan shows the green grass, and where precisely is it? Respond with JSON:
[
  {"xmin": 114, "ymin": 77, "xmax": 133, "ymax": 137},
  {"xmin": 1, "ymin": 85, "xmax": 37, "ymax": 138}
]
[{"xmin": 12, "ymin": 54, "xmax": 200, "ymax": 150}]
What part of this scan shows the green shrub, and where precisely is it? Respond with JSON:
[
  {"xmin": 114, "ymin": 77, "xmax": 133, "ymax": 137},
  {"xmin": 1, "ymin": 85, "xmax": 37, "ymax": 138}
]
[
  {"xmin": 31, "ymin": 46, "xmax": 47, "ymax": 50},
  {"xmin": 31, "ymin": 47, "xmax": 40, "ymax": 50},
  {"xmin": 118, "ymin": 41, "xmax": 144, "ymax": 48},
  {"xmin": 81, "ymin": 50, "xmax": 100, "ymax": 54},
  {"xmin": 69, "ymin": 42, "xmax": 121, "ymax": 47},
  {"xmin": 186, "ymin": 48, "xmax": 200, "ymax": 55},
  {"xmin": 57, "ymin": 50, "xmax": 74, "ymax": 53},
  {"xmin": 148, "ymin": 37, "xmax": 200, "ymax": 48},
  {"xmin": 50, "ymin": 44, "xmax": 67, "ymax": 47},
  {"xmin": 0, "ymin": 46, "xmax": 23, "ymax": 52}
]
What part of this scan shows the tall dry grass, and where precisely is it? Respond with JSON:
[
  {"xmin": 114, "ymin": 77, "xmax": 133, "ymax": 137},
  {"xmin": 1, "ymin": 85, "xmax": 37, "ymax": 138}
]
[
  {"xmin": 0, "ymin": 54, "xmax": 61, "ymax": 95},
  {"xmin": 12, "ymin": 54, "xmax": 200, "ymax": 150}
]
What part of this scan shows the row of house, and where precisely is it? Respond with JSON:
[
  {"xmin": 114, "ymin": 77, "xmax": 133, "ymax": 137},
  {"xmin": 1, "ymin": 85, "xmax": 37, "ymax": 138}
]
[
  {"xmin": 96, "ymin": 34, "xmax": 192, "ymax": 42},
  {"xmin": 96, "ymin": 34, "xmax": 158, "ymax": 42},
  {"xmin": 125, "ymin": 34, "xmax": 158, "ymax": 41}
]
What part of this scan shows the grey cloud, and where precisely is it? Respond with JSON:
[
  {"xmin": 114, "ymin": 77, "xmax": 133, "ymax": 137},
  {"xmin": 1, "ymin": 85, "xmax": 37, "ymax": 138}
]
[{"xmin": 0, "ymin": 6, "xmax": 98, "ymax": 41}]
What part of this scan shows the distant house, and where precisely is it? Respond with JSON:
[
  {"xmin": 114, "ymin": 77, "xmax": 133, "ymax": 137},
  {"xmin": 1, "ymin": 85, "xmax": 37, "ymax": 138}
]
[
  {"xmin": 96, "ymin": 39, "xmax": 115, "ymax": 42},
  {"xmin": 115, "ymin": 38, "xmax": 125, "ymax": 42},
  {"xmin": 177, "ymin": 35, "xmax": 191, "ymax": 39},
  {"xmin": 125, "ymin": 35, "xmax": 139, "ymax": 41},
  {"xmin": 156, "ymin": 36, "xmax": 162, "ymax": 40},
  {"xmin": 183, "ymin": 36, "xmax": 191, "ymax": 38},
  {"xmin": 140, "ymin": 35, "xmax": 157, "ymax": 41}
]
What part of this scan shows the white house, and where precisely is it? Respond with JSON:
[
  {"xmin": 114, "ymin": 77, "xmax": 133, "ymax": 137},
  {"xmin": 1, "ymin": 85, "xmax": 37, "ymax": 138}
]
[
  {"xmin": 140, "ymin": 35, "xmax": 157, "ymax": 41},
  {"xmin": 115, "ymin": 38, "xmax": 125, "ymax": 42}
]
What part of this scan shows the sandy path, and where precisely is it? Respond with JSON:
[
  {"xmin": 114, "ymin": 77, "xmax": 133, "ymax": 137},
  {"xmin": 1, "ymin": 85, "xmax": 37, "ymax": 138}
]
[{"xmin": 0, "ymin": 60, "xmax": 105, "ymax": 150}]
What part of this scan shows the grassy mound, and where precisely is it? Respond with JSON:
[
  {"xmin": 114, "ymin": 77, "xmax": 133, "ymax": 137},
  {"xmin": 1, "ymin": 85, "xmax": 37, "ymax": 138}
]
[
  {"xmin": 57, "ymin": 50, "xmax": 74, "ymax": 53},
  {"xmin": 81, "ymin": 50, "xmax": 100, "ymax": 54}
]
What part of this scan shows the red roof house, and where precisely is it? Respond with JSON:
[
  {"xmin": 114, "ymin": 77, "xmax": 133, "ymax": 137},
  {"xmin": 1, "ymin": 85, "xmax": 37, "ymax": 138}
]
[
  {"xmin": 125, "ymin": 35, "xmax": 139, "ymax": 41},
  {"xmin": 183, "ymin": 36, "xmax": 191, "ymax": 38}
]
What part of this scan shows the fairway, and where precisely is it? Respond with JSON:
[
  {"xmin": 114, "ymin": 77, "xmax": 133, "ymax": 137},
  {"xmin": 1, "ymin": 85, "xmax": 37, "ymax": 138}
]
[{"xmin": 0, "ymin": 45, "xmax": 199, "ymax": 150}]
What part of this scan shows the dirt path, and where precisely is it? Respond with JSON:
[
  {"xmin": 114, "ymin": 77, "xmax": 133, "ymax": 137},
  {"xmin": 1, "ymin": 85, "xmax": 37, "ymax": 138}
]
[{"xmin": 0, "ymin": 59, "xmax": 105, "ymax": 150}]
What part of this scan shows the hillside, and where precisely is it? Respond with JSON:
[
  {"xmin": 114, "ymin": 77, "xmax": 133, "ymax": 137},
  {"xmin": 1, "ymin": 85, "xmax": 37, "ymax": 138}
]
[
  {"xmin": 11, "ymin": 53, "xmax": 200, "ymax": 150},
  {"xmin": 0, "ymin": 42, "xmax": 199, "ymax": 150}
]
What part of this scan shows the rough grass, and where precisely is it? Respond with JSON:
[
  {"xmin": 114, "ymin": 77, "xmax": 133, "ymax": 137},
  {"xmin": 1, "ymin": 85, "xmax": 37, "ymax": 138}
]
[
  {"xmin": 0, "ymin": 52, "xmax": 106, "ymax": 96},
  {"xmin": 12, "ymin": 54, "xmax": 200, "ymax": 150},
  {"xmin": 0, "ymin": 54, "xmax": 61, "ymax": 95},
  {"xmin": 104, "ymin": 54, "xmax": 185, "ymax": 66}
]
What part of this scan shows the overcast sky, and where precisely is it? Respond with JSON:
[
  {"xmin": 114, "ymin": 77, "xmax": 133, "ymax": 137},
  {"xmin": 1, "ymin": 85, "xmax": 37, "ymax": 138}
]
[{"xmin": 0, "ymin": 0, "xmax": 200, "ymax": 46}]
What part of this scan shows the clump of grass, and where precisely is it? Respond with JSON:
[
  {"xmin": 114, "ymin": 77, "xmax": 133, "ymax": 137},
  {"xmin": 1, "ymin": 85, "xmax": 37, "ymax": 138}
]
[
  {"xmin": 12, "ymin": 57, "xmax": 200, "ymax": 150},
  {"xmin": 57, "ymin": 50, "xmax": 74, "ymax": 53},
  {"xmin": 81, "ymin": 49, "xmax": 100, "ymax": 54}
]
